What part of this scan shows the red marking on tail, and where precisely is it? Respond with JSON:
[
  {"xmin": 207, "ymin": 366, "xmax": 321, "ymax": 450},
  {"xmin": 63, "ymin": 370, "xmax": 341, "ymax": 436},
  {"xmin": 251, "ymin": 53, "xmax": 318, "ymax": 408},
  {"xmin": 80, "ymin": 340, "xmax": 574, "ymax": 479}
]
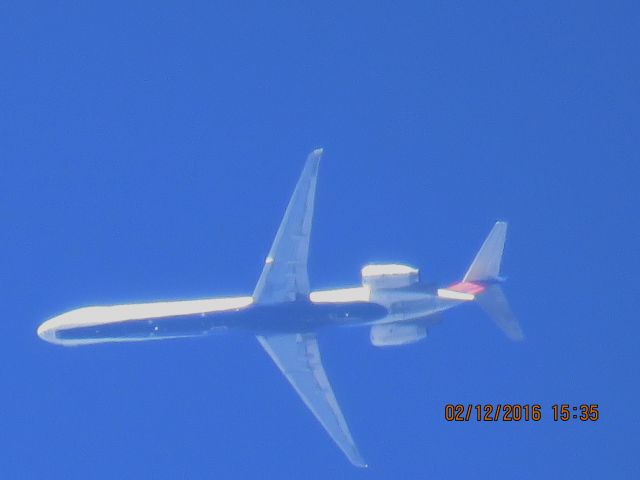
[{"xmin": 446, "ymin": 281, "xmax": 485, "ymax": 295}]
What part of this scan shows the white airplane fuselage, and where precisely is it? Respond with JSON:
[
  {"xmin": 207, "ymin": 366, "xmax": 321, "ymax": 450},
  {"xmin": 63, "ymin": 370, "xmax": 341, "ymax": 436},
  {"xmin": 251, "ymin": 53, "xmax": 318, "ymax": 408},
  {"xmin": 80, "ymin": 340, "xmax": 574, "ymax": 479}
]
[{"xmin": 37, "ymin": 282, "xmax": 469, "ymax": 346}]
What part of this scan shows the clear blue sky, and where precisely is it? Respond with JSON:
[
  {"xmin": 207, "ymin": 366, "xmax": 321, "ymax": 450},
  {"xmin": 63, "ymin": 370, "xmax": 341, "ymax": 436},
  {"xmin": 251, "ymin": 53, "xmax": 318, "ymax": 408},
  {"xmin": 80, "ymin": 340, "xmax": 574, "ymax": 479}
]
[{"xmin": 1, "ymin": 1, "xmax": 638, "ymax": 478}]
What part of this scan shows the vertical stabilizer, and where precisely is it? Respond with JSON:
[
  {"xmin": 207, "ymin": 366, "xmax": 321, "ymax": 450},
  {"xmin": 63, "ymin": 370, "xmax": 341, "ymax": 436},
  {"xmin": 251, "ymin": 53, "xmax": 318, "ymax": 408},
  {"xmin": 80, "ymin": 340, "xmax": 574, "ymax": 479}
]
[
  {"xmin": 462, "ymin": 221, "xmax": 524, "ymax": 341},
  {"xmin": 463, "ymin": 221, "xmax": 507, "ymax": 282}
]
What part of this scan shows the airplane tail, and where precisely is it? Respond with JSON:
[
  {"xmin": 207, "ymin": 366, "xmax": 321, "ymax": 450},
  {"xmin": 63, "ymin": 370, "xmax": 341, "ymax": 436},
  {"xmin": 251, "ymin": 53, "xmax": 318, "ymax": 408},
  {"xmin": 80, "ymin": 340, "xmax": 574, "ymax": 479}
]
[
  {"xmin": 464, "ymin": 222, "xmax": 524, "ymax": 341},
  {"xmin": 463, "ymin": 221, "xmax": 507, "ymax": 283},
  {"xmin": 475, "ymin": 284, "xmax": 523, "ymax": 341}
]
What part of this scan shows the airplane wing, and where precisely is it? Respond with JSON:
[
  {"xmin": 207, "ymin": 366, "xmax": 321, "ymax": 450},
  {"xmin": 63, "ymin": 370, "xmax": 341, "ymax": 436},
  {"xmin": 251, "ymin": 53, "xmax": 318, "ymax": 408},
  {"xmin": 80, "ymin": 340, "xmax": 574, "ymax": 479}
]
[
  {"xmin": 257, "ymin": 333, "xmax": 366, "ymax": 467},
  {"xmin": 252, "ymin": 149, "xmax": 322, "ymax": 304}
]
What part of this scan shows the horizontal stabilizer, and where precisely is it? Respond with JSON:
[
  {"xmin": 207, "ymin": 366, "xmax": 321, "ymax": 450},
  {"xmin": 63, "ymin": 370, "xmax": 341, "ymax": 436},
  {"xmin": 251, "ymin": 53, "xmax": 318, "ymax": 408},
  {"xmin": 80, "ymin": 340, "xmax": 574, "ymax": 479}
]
[{"xmin": 476, "ymin": 285, "xmax": 524, "ymax": 341}]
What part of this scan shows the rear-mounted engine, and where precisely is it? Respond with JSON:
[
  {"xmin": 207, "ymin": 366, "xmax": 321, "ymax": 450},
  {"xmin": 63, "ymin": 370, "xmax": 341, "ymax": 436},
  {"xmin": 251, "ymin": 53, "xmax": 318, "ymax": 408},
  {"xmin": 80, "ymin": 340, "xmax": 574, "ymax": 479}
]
[
  {"xmin": 370, "ymin": 323, "xmax": 427, "ymax": 347},
  {"xmin": 361, "ymin": 263, "xmax": 419, "ymax": 289}
]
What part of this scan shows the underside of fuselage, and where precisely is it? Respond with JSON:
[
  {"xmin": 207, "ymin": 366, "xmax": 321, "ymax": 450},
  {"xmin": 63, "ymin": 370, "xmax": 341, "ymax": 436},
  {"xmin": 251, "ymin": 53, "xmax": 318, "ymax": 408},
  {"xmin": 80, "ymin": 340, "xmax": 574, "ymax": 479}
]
[{"xmin": 49, "ymin": 300, "xmax": 390, "ymax": 345}]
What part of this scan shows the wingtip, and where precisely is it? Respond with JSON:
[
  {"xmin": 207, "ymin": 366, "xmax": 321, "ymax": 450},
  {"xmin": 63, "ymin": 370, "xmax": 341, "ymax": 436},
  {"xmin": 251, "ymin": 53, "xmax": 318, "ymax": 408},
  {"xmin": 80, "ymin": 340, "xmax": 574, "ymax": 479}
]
[
  {"xmin": 348, "ymin": 450, "xmax": 368, "ymax": 468},
  {"xmin": 510, "ymin": 330, "xmax": 525, "ymax": 342},
  {"xmin": 351, "ymin": 458, "xmax": 369, "ymax": 469}
]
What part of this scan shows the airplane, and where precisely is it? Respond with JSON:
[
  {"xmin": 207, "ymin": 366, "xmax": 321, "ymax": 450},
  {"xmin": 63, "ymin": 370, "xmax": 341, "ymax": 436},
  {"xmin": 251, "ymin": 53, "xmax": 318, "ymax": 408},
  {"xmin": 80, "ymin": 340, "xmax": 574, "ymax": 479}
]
[{"xmin": 38, "ymin": 148, "xmax": 523, "ymax": 467}]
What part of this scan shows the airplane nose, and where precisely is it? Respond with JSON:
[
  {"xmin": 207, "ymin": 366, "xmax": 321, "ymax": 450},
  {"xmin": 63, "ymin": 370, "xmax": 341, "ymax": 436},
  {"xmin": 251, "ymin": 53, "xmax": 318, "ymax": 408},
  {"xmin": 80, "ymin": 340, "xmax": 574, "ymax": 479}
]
[{"xmin": 37, "ymin": 321, "xmax": 56, "ymax": 343}]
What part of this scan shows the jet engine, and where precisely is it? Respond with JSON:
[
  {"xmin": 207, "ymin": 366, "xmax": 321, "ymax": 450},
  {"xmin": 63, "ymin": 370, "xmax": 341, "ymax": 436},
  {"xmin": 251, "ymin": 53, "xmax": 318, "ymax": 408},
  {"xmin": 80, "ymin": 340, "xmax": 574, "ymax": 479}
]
[
  {"xmin": 361, "ymin": 264, "xmax": 419, "ymax": 289},
  {"xmin": 370, "ymin": 323, "xmax": 427, "ymax": 347}
]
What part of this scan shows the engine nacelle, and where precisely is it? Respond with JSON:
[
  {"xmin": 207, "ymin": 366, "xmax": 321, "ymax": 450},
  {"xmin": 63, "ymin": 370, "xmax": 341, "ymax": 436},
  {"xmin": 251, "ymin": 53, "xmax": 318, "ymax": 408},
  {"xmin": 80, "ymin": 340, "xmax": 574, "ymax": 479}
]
[
  {"xmin": 361, "ymin": 264, "xmax": 419, "ymax": 289},
  {"xmin": 370, "ymin": 323, "xmax": 427, "ymax": 347}
]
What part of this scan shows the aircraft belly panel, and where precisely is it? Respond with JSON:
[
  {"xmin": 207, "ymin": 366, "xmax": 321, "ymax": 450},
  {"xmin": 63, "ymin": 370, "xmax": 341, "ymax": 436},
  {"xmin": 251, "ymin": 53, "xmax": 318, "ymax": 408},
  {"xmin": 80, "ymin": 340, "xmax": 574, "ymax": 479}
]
[
  {"xmin": 48, "ymin": 301, "xmax": 388, "ymax": 345},
  {"xmin": 53, "ymin": 314, "xmax": 228, "ymax": 344}
]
